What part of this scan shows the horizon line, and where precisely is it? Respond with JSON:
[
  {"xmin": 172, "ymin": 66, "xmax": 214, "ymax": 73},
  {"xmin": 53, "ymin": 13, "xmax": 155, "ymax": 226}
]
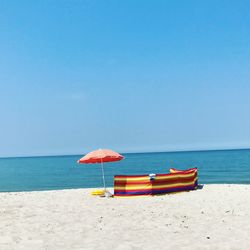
[{"xmin": 1, "ymin": 147, "xmax": 250, "ymax": 160}]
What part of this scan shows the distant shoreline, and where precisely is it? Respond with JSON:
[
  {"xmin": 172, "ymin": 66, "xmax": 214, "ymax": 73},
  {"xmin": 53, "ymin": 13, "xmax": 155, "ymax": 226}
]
[{"xmin": 1, "ymin": 147, "xmax": 250, "ymax": 159}]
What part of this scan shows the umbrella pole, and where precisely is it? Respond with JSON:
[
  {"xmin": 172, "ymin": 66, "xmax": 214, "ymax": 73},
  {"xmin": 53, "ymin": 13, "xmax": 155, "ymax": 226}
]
[{"xmin": 100, "ymin": 159, "xmax": 106, "ymax": 191}]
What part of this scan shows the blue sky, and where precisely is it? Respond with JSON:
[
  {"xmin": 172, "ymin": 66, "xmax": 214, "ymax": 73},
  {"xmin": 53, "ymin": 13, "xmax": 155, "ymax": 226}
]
[{"xmin": 1, "ymin": 0, "xmax": 250, "ymax": 157}]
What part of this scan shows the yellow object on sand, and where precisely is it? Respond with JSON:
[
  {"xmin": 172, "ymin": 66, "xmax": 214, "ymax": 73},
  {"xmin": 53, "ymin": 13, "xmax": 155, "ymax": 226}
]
[{"xmin": 91, "ymin": 190, "xmax": 105, "ymax": 196}]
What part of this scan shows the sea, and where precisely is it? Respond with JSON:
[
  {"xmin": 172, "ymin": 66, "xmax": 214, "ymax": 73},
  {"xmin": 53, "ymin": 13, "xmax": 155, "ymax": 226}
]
[{"xmin": 0, "ymin": 149, "xmax": 250, "ymax": 192}]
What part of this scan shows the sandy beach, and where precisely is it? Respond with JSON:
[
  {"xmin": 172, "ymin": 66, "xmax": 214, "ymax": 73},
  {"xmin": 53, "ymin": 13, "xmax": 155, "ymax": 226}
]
[{"xmin": 0, "ymin": 185, "xmax": 250, "ymax": 250}]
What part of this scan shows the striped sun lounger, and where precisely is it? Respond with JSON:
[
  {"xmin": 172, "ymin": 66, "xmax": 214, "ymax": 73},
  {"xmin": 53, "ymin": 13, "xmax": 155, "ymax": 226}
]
[{"xmin": 114, "ymin": 168, "xmax": 198, "ymax": 197}]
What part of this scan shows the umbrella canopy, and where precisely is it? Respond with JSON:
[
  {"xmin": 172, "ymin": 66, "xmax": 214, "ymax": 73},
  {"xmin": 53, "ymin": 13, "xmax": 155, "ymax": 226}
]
[
  {"xmin": 77, "ymin": 149, "xmax": 124, "ymax": 194},
  {"xmin": 78, "ymin": 149, "xmax": 124, "ymax": 164}
]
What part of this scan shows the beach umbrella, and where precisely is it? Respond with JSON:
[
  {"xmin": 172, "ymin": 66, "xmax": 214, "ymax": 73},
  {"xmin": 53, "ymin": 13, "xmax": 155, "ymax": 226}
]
[{"xmin": 77, "ymin": 149, "xmax": 124, "ymax": 193}]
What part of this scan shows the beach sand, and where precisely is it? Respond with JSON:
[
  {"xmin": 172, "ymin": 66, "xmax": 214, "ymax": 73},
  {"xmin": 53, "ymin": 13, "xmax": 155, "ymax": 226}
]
[{"xmin": 0, "ymin": 185, "xmax": 249, "ymax": 250}]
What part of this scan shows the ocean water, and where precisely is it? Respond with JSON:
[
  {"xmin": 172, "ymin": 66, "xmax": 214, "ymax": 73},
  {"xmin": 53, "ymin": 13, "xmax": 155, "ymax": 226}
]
[{"xmin": 0, "ymin": 149, "xmax": 250, "ymax": 192}]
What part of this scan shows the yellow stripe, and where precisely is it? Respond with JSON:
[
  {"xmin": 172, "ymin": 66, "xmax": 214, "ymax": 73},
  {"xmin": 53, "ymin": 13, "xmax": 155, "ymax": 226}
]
[
  {"xmin": 115, "ymin": 176, "xmax": 149, "ymax": 181},
  {"xmin": 153, "ymin": 173, "xmax": 196, "ymax": 180}
]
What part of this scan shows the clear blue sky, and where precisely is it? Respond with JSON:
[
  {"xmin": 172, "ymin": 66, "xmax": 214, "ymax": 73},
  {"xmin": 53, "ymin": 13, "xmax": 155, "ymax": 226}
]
[{"xmin": 1, "ymin": 0, "xmax": 250, "ymax": 157}]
